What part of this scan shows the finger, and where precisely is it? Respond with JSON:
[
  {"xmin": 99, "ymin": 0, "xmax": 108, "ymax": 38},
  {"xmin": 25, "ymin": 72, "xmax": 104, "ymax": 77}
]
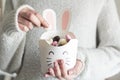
[
  {"xmin": 33, "ymin": 12, "xmax": 49, "ymax": 28},
  {"xmin": 18, "ymin": 23, "xmax": 29, "ymax": 32},
  {"xmin": 54, "ymin": 61, "xmax": 62, "ymax": 79},
  {"xmin": 18, "ymin": 16, "xmax": 33, "ymax": 30},
  {"xmin": 68, "ymin": 60, "xmax": 82, "ymax": 75},
  {"xmin": 48, "ymin": 68, "xmax": 55, "ymax": 77},
  {"xmin": 58, "ymin": 60, "xmax": 68, "ymax": 78},
  {"xmin": 19, "ymin": 8, "xmax": 40, "ymax": 27},
  {"xmin": 44, "ymin": 72, "xmax": 51, "ymax": 77}
]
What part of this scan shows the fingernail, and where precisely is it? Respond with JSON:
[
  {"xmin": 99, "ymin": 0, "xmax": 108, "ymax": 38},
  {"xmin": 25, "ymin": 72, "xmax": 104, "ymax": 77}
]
[
  {"xmin": 45, "ymin": 21, "xmax": 49, "ymax": 28},
  {"xmin": 68, "ymin": 71, "xmax": 73, "ymax": 75},
  {"xmin": 29, "ymin": 23, "xmax": 33, "ymax": 30},
  {"xmin": 44, "ymin": 74, "xmax": 49, "ymax": 77},
  {"xmin": 24, "ymin": 27, "xmax": 29, "ymax": 32},
  {"xmin": 60, "ymin": 60, "xmax": 64, "ymax": 64},
  {"xmin": 35, "ymin": 17, "xmax": 41, "ymax": 27}
]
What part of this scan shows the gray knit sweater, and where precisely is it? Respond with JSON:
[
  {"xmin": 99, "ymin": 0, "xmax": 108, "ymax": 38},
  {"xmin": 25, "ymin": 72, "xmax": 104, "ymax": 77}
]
[{"xmin": 0, "ymin": 0, "xmax": 120, "ymax": 80}]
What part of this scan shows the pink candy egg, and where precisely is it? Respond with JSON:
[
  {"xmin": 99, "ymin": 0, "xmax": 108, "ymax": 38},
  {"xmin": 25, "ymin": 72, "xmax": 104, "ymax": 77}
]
[
  {"xmin": 65, "ymin": 34, "xmax": 72, "ymax": 42},
  {"xmin": 51, "ymin": 41, "xmax": 58, "ymax": 46}
]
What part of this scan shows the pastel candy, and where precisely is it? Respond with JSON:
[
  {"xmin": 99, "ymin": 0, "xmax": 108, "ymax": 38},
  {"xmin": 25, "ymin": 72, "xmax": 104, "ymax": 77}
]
[
  {"xmin": 49, "ymin": 34, "xmax": 73, "ymax": 46},
  {"xmin": 53, "ymin": 36, "xmax": 60, "ymax": 42},
  {"xmin": 46, "ymin": 39, "xmax": 53, "ymax": 44},
  {"xmin": 58, "ymin": 39, "xmax": 67, "ymax": 46},
  {"xmin": 65, "ymin": 34, "xmax": 72, "ymax": 42},
  {"xmin": 51, "ymin": 41, "xmax": 58, "ymax": 46}
]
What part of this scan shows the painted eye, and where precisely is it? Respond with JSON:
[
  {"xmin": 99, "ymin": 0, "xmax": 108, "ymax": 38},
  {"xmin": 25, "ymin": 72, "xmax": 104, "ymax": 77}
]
[
  {"xmin": 49, "ymin": 51, "xmax": 54, "ymax": 55},
  {"xmin": 63, "ymin": 51, "xmax": 68, "ymax": 55}
]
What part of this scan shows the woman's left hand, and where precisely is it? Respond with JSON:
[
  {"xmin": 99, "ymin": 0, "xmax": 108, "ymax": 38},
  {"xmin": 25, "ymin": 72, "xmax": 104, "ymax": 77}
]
[{"xmin": 44, "ymin": 59, "xmax": 83, "ymax": 80}]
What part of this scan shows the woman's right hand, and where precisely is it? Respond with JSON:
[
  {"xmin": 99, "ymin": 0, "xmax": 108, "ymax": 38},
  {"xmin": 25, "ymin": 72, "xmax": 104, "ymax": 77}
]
[{"xmin": 18, "ymin": 7, "xmax": 49, "ymax": 32}]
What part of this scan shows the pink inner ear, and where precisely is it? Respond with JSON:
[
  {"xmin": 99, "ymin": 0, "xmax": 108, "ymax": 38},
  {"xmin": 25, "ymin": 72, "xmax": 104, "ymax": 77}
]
[
  {"xmin": 46, "ymin": 12, "xmax": 54, "ymax": 30},
  {"xmin": 62, "ymin": 10, "xmax": 69, "ymax": 30}
]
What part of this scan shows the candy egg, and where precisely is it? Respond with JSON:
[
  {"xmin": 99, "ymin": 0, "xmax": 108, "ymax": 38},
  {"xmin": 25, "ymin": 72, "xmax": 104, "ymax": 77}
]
[
  {"xmin": 65, "ymin": 34, "xmax": 72, "ymax": 42},
  {"xmin": 58, "ymin": 39, "xmax": 67, "ymax": 46},
  {"xmin": 46, "ymin": 38, "xmax": 53, "ymax": 44},
  {"xmin": 53, "ymin": 36, "xmax": 60, "ymax": 42},
  {"xmin": 51, "ymin": 41, "xmax": 58, "ymax": 46}
]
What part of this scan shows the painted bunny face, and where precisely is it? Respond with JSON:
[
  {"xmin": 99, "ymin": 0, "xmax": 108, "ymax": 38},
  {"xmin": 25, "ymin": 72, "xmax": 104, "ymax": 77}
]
[{"xmin": 46, "ymin": 50, "xmax": 71, "ymax": 67}]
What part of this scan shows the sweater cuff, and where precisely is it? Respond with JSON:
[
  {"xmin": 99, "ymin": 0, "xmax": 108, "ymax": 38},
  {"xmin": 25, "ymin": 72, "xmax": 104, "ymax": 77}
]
[
  {"xmin": 2, "ymin": 5, "xmax": 34, "ymax": 35},
  {"xmin": 76, "ymin": 47, "xmax": 87, "ymax": 75},
  {"xmin": 0, "ymin": 70, "xmax": 17, "ymax": 78}
]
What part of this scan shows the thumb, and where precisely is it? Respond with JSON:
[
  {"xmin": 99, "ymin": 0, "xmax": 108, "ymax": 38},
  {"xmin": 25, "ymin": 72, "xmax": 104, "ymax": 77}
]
[{"xmin": 68, "ymin": 60, "xmax": 83, "ymax": 75}]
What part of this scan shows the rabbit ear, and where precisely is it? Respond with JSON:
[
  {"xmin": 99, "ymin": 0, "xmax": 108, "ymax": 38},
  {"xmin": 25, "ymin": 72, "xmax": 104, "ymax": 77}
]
[
  {"xmin": 62, "ymin": 10, "xmax": 70, "ymax": 31},
  {"xmin": 43, "ymin": 9, "xmax": 56, "ymax": 31}
]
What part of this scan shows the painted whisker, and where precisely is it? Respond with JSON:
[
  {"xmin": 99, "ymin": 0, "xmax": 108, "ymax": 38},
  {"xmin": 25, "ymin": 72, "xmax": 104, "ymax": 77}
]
[
  {"xmin": 46, "ymin": 61, "xmax": 52, "ymax": 62},
  {"xmin": 48, "ymin": 63, "xmax": 52, "ymax": 66},
  {"xmin": 47, "ymin": 58, "xmax": 52, "ymax": 59},
  {"xmin": 65, "ymin": 63, "xmax": 70, "ymax": 65}
]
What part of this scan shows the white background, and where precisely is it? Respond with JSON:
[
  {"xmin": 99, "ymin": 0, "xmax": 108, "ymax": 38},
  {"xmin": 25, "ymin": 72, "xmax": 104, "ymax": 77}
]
[{"xmin": 0, "ymin": 0, "xmax": 120, "ymax": 80}]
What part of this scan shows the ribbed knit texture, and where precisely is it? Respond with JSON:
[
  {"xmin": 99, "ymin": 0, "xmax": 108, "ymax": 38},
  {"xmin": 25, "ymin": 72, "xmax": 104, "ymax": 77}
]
[{"xmin": 0, "ymin": 0, "xmax": 120, "ymax": 80}]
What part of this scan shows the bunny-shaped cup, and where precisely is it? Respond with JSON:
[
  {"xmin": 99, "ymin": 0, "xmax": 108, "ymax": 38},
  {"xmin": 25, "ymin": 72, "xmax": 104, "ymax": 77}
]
[{"xmin": 39, "ymin": 9, "xmax": 78, "ymax": 74}]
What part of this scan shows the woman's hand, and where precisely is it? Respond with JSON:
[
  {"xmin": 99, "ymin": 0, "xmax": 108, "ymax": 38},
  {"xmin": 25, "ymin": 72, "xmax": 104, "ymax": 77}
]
[
  {"xmin": 18, "ymin": 7, "xmax": 49, "ymax": 32},
  {"xmin": 45, "ymin": 59, "xmax": 83, "ymax": 80}
]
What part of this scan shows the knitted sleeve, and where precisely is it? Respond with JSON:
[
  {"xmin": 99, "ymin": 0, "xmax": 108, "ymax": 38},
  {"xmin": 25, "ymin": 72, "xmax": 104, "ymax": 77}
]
[
  {"xmin": 0, "ymin": 1, "xmax": 33, "ymax": 78},
  {"xmin": 77, "ymin": 0, "xmax": 120, "ymax": 79}
]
